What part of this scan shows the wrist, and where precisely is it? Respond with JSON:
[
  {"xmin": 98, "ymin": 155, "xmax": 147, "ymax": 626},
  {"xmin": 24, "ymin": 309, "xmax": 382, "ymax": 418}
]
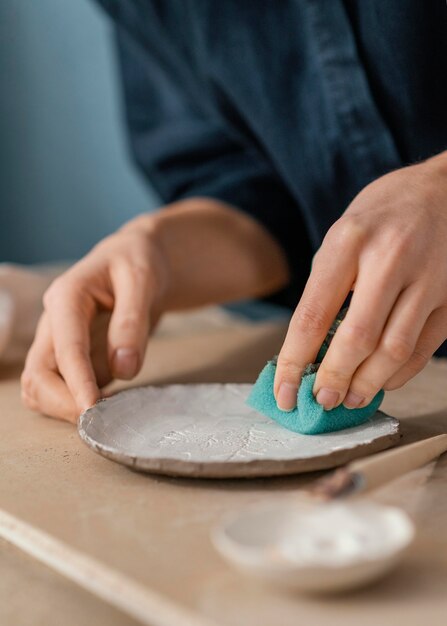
[{"xmin": 119, "ymin": 197, "xmax": 290, "ymax": 311}]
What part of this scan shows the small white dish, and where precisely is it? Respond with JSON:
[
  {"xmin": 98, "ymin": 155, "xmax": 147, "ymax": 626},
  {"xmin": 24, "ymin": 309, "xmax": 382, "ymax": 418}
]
[{"xmin": 212, "ymin": 501, "xmax": 415, "ymax": 593}]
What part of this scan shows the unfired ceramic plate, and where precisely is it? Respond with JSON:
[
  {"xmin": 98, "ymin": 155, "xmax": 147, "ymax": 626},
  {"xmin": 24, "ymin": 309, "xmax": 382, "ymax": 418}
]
[{"xmin": 78, "ymin": 384, "xmax": 400, "ymax": 478}]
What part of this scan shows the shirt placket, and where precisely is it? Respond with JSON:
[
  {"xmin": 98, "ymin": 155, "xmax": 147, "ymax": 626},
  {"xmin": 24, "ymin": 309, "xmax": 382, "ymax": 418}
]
[{"xmin": 306, "ymin": 0, "xmax": 401, "ymax": 186}]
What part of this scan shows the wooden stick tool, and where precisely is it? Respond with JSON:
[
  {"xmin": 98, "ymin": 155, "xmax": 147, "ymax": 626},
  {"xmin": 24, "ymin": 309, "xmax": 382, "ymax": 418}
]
[
  {"xmin": 0, "ymin": 509, "xmax": 215, "ymax": 626},
  {"xmin": 308, "ymin": 433, "xmax": 447, "ymax": 500}
]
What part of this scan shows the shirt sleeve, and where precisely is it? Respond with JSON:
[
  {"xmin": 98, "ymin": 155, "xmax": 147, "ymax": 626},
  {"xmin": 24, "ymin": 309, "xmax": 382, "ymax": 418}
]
[{"xmin": 114, "ymin": 25, "xmax": 313, "ymax": 305}]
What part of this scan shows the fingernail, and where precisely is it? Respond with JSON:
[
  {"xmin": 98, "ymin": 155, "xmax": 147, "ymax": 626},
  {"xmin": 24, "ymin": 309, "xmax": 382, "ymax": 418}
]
[
  {"xmin": 276, "ymin": 382, "xmax": 298, "ymax": 412},
  {"xmin": 343, "ymin": 391, "xmax": 365, "ymax": 409},
  {"xmin": 316, "ymin": 388, "xmax": 340, "ymax": 410},
  {"xmin": 113, "ymin": 348, "xmax": 138, "ymax": 379}
]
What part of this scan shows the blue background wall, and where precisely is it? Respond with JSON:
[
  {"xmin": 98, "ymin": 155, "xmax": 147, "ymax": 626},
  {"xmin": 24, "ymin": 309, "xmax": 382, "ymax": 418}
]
[{"xmin": 0, "ymin": 0, "xmax": 158, "ymax": 264}]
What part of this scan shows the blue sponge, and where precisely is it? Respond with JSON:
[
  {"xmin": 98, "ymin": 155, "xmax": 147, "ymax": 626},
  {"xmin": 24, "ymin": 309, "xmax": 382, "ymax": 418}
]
[
  {"xmin": 247, "ymin": 360, "xmax": 384, "ymax": 435},
  {"xmin": 247, "ymin": 306, "xmax": 385, "ymax": 435}
]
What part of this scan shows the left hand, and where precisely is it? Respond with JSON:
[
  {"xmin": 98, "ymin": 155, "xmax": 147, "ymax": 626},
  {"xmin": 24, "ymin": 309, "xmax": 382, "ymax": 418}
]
[{"xmin": 274, "ymin": 152, "xmax": 447, "ymax": 412}]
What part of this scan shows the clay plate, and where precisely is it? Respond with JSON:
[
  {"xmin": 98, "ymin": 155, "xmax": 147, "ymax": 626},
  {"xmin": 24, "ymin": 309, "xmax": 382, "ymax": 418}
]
[{"xmin": 78, "ymin": 384, "xmax": 400, "ymax": 478}]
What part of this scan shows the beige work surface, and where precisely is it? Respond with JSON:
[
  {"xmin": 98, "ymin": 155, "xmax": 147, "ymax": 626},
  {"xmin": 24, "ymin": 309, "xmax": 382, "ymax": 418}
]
[{"xmin": 1, "ymin": 308, "xmax": 447, "ymax": 626}]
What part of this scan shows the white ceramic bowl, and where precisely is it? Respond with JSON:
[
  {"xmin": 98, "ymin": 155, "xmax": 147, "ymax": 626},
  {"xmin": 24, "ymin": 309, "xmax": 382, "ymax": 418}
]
[{"xmin": 212, "ymin": 501, "xmax": 415, "ymax": 593}]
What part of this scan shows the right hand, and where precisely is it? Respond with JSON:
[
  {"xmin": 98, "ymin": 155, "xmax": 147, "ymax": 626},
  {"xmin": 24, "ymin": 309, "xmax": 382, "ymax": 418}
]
[{"xmin": 21, "ymin": 219, "xmax": 168, "ymax": 422}]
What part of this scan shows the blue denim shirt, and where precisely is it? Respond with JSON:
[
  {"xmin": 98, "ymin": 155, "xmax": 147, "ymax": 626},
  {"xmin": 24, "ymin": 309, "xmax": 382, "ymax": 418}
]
[{"xmin": 97, "ymin": 1, "xmax": 447, "ymax": 344}]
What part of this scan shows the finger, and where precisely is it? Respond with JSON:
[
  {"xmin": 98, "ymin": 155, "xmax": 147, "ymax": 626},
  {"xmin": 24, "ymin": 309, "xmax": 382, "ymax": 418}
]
[
  {"xmin": 44, "ymin": 283, "xmax": 100, "ymax": 412},
  {"xmin": 22, "ymin": 369, "xmax": 78, "ymax": 423},
  {"xmin": 341, "ymin": 283, "xmax": 432, "ymax": 408},
  {"xmin": 90, "ymin": 311, "xmax": 113, "ymax": 388},
  {"xmin": 313, "ymin": 256, "xmax": 405, "ymax": 409},
  {"xmin": 21, "ymin": 315, "xmax": 79, "ymax": 422},
  {"xmin": 274, "ymin": 226, "xmax": 359, "ymax": 411},
  {"xmin": 384, "ymin": 307, "xmax": 447, "ymax": 390},
  {"xmin": 108, "ymin": 259, "xmax": 153, "ymax": 379}
]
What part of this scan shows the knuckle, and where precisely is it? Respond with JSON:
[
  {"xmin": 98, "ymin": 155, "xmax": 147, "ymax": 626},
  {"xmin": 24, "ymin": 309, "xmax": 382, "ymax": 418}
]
[
  {"xmin": 55, "ymin": 340, "xmax": 88, "ymax": 364},
  {"xmin": 128, "ymin": 261, "xmax": 150, "ymax": 282},
  {"xmin": 91, "ymin": 237, "xmax": 110, "ymax": 253},
  {"xmin": 21, "ymin": 391, "xmax": 37, "ymax": 411},
  {"xmin": 383, "ymin": 349, "xmax": 430, "ymax": 391},
  {"xmin": 381, "ymin": 334, "xmax": 414, "ymax": 363},
  {"xmin": 406, "ymin": 349, "xmax": 430, "ymax": 374},
  {"xmin": 42, "ymin": 283, "xmax": 58, "ymax": 309},
  {"xmin": 326, "ymin": 216, "xmax": 367, "ymax": 249},
  {"xmin": 276, "ymin": 355, "xmax": 303, "ymax": 381},
  {"xmin": 383, "ymin": 379, "xmax": 400, "ymax": 391},
  {"xmin": 43, "ymin": 277, "xmax": 74, "ymax": 310},
  {"xmin": 20, "ymin": 371, "xmax": 39, "ymax": 410},
  {"xmin": 127, "ymin": 247, "xmax": 152, "ymax": 272},
  {"xmin": 71, "ymin": 340, "xmax": 89, "ymax": 358},
  {"xmin": 350, "ymin": 376, "xmax": 378, "ymax": 399},
  {"xmin": 20, "ymin": 370, "xmax": 35, "ymax": 398},
  {"xmin": 339, "ymin": 322, "xmax": 377, "ymax": 354},
  {"xmin": 318, "ymin": 367, "xmax": 351, "ymax": 388},
  {"xmin": 113, "ymin": 255, "xmax": 152, "ymax": 287},
  {"xmin": 293, "ymin": 302, "xmax": 328, "ymax": 336},
  {"xmin": 64, "ymin": 409, "xmax": 80, "ymax": 424},
  {"xmin": 90, "ymin": 233, "xmax": 118, "ymax": 255},
  {"xmin": 116, "ymin": 314, "xmax": 141, "ymax": 334},
  {"xmin": 385, "ymin": 233, "xmax": 412, "ymax": 262}
]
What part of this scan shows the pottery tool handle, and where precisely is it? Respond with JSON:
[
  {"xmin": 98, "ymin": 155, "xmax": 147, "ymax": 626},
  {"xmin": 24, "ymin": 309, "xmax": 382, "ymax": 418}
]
[
  {"xmin": 0, "ymin": 509, "xmax": 215, "ymax": 626},
  {"xmin": 310, "ymin": 433, "xmax": 447, "ymax": 499},
  {"xmin": 349, "ymin": 433, "xmax": 447, "ymax": 492}
]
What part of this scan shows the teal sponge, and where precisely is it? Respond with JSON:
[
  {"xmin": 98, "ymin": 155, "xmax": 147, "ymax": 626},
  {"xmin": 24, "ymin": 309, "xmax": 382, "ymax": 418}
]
[{"xmin": 247, "ymin": 360, "xmax": 384, "ymax": 435}]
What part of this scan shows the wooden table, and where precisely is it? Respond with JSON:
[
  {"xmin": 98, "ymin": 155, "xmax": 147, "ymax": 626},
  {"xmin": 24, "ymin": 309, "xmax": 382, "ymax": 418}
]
[{"xmin": 1, "ymin": 308, "xmax": 447, "ymax": 626}]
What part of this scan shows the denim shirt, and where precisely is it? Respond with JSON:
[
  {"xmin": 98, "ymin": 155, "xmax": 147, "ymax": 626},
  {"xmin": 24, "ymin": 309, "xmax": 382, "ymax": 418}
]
[{"xmin": 96, "ymin": 1, "xmax": 447, "ymax": 310}]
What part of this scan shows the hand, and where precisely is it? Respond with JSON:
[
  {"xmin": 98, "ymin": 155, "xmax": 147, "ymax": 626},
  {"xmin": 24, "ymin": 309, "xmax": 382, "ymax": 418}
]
[
  {"xmin": 274, "ymin": 152, "xmax": 447, "ymax": 412},
  {"xmin": 21, "ymin": 198, "xmax": 289, "ymax": 422},
  {"xmin": 21, "ymin": 220, "xmax": 168, "ymax": 422}
]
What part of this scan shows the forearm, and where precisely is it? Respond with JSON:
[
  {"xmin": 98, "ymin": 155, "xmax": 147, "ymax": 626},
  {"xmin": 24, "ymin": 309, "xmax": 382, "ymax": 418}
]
[{"xmin": 123, "ymin": 197, "xmax": 290, "ymax": 312}]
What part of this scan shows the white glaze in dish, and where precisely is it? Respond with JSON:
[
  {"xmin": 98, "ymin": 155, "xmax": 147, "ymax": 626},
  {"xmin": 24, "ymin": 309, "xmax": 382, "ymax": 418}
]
[{"xmin": 212, "ymin": 501, "xmax": 415, "ymax": 592}]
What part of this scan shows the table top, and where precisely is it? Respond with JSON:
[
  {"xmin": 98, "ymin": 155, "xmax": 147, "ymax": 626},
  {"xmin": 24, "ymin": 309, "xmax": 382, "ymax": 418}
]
[{"xmin": 1, "ymin": 308, "xmax": 447, "ymax": 626}]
